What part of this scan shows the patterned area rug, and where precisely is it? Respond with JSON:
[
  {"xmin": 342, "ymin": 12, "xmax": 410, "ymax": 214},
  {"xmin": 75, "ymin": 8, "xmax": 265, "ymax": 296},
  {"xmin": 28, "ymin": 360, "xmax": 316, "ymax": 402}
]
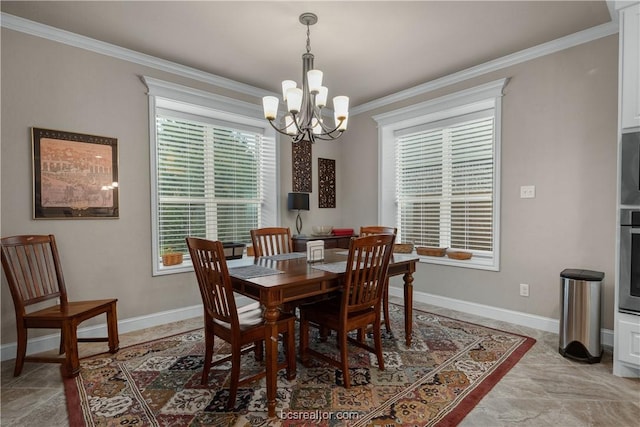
[{"xmin": 65, "ymin": 304, "xmax": 535, "ymax": 426}]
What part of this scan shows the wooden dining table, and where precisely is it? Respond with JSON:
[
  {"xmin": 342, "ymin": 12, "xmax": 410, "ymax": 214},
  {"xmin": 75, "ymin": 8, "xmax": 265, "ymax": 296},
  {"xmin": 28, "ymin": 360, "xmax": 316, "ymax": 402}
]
[{"xmin": 227, "ymin": 248, "xmax": 418, "ymax": 418}]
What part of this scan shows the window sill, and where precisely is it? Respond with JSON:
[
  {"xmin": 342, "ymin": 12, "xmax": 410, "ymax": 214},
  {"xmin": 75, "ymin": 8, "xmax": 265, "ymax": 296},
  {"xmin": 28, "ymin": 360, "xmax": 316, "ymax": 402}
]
[
  {"xmin": 155, "ymin": 262, "xmax": 192, "ymax": 276},
  {"xmin": 417, "ymin": 254, "xmax": 498, "ymax": 271}
]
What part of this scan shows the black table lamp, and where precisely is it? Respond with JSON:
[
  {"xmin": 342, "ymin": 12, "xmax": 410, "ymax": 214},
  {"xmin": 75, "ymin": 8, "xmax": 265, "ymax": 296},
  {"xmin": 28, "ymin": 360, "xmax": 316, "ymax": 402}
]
[{"xmin": 288, "ymin": 192, "xmax": 310, "ymax": 235}]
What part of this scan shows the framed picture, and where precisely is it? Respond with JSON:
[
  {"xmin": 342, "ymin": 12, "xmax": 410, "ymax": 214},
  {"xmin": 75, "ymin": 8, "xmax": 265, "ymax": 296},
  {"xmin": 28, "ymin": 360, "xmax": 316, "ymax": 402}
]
[{"xmin": 32, "ymin": 128, "xmax": 119, "ymax": 219}]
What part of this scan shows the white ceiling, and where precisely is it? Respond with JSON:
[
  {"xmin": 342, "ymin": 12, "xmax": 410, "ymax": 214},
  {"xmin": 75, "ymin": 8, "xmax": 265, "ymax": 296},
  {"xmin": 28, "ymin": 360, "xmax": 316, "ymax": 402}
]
[{"xmin": 1, "ymin": 1, "xmax": 614, "ymax": 108}]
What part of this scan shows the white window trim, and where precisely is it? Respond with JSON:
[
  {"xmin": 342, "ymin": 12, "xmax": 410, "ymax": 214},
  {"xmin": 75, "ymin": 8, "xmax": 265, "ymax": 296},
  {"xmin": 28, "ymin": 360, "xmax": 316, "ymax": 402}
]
[
  {"xmin": 374, "ymin": 78, "xmax": 508, "ymax": 271},
  {"xmin": 143, "ymin": 76, "xmax": 279, "ymax": 276}
]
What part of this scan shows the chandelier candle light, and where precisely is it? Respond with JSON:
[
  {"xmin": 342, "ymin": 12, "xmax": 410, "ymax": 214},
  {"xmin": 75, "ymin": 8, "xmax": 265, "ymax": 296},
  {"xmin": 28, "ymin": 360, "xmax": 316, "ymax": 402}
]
[{"xmin": 262, "ymin": 12, "xmax": 349, "ymax": 143}]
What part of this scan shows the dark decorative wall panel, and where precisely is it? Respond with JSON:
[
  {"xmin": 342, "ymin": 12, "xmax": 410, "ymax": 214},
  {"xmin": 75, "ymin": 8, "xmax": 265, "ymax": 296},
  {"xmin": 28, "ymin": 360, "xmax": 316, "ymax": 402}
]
[
  {"xmin": 318, "ymin": 158, "xmax": 336, "ymax": 208},
  {"xmin": 292, "ymin": 140, "xmax": 312, "ymax": 193}
]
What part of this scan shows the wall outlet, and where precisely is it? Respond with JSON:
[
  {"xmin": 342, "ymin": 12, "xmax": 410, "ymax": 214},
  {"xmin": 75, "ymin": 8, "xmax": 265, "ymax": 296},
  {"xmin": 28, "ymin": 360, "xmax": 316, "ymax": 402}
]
[
  {"xmin": 519, "ymin": 283, "xmax": 530, "ymax": 297},
  {"xmin": 520, "ymin": 185, "xmax": 536, "ymax": 198}
]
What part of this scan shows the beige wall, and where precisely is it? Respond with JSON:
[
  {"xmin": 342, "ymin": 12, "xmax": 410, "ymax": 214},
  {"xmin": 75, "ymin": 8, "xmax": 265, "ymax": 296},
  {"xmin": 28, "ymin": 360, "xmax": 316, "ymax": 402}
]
[
  {"xmin": 0, "ymin": 27, "xmax": 617, "ymax": 347},
  {"xmin": 0, "ymin": 28, "xmax": 344, "ymax": 344},
  {"xmin": 340, "ymin": 35, "xmax": 618, "ymax": 328}
]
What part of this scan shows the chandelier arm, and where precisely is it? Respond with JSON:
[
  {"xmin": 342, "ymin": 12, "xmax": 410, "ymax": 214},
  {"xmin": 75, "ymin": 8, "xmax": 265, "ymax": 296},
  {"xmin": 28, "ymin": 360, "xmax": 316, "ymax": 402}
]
[
  {"xmin": 310, "ymin": 106, "xmax": 331, "ymax": 132},
  {"xmin": 292, "ymin": 131, "xmax": 312, "ymax": 143},
  {"xmin": 316, "ymin": 116, "xmax": 346, "ymax": 135},
  {"xmin": 267, "ymin": 119, "xmax": 294, "ymax": 136},
  {"xmin": 311, "ymin": 130, "xmax": 345, "ymax": 141},
  {"xmin": 289, "ymin": 112, "xmax": 307, "ymax": 135}
]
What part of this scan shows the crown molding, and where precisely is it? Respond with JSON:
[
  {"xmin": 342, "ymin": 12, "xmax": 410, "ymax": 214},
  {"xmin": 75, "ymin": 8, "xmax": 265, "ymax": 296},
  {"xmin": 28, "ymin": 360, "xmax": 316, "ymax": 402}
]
[
  {"xmin": 352, "ymin": 21, "xmax": 619, "ymax": 115},
  {"xmin": 2, "ymin": 12, "xmax": 618, "ymax": 115},
  {"xmin": 612, "ymin": 1, "xmax": 640, "ymax": 12},
  {"xmin": 0, "ymin": 12, "xmax": 277, "ymax": 100}
]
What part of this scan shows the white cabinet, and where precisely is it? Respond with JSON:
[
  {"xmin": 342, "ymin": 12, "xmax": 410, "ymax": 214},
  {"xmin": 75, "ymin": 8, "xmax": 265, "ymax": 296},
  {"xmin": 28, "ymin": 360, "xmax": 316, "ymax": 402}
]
[
  {"xmin": 615, "ymin": 1, "xmax": 640, "ymax": 378},
  {"xmin": 621, "ymin": 3, "xmax": 640, "ymax": 131},
  {"xmin": 616, "ymin": 312, "xmax": 640, "ymax": 366}
]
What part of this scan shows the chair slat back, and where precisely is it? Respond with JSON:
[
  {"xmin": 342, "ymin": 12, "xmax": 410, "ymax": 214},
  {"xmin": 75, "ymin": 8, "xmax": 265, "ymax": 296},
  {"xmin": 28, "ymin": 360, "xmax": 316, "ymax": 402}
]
[
  {"xmin": 1, "ymin": 235, "xmax": 67, "ymax": 314},
  {"xmin": 250, "ymin": 227, "xmax": 293, "ymax": 257},
  {"xmin": 342, "ymin": 234, "xmax": 395, "ymax": 314},
  {"xmin": 359, "ymin": 226, "xmax": 397, "ymax": 237},
  {"xmin": 186, "ymin": 237, "xmax": 239, "ymax": 328}
]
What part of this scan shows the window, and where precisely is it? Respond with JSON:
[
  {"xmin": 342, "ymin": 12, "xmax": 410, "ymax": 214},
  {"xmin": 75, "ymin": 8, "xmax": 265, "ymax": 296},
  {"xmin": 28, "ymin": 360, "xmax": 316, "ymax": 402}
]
[
  {"xmin": 375, "ymin": 79, "xmax": 507, "ymax": 270},
  {"xmin": 144, "ymin": 77, "xmax": 277, "ymax": 275}
]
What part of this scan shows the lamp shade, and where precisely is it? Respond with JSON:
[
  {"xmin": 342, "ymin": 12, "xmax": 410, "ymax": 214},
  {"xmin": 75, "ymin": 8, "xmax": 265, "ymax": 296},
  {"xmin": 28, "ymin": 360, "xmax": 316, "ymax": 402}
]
[
  {"xmin": 333, "ymin": 96, "xmax": 349, "ymax": 119},
  {"xmin": 307, "ymin": 69, "xmax": 323, "ymax": 93},
  {"xmin": 286, "ymin": 88, "xmax": 303, "ymax": 114},
  {"xmin": 282, "ymin": 80, "xmax": 297, "ymax": 101},
  {"xmin": 315, "ymin": 86, "xmax": 328, "ymax": 108},
  {"xmin": 288, "ymin": 192, "xmax": 309, "ymax": 210},
  {"xmin": 262, "ymin": 96, "xmax": 279, "ymax": 120}
]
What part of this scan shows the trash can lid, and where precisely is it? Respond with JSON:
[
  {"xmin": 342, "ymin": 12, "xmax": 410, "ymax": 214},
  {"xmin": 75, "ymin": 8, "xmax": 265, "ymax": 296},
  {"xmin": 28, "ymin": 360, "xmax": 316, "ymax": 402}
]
[{"xmin": 560, "ymin": 269, "xmax": 604, "ymax": 281}]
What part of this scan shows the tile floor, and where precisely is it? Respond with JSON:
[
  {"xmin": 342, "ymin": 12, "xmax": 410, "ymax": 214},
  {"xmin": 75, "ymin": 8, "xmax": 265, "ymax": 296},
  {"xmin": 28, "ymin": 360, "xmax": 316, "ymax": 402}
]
[{"xmin": 2, "ymin": 298, "xmax": 639, "ymax": 426}]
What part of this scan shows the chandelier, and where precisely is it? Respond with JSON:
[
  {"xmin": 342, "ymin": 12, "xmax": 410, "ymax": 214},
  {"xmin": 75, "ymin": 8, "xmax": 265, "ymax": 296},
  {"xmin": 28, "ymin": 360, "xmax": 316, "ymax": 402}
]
[{"xmin": 262, "ymin": 12, "xmax": 349, "ymax": 143}]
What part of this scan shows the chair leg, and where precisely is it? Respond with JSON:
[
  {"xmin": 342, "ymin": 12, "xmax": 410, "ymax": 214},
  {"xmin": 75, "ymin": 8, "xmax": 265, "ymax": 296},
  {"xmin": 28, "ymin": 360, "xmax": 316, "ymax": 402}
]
[
  {"xmin": 253, "ymin": 341, "xmax": 263, "ymax": 361},
  {"xmin": 285, "ymin": 319, "xmax": 296, "ymax": 380},
  {"xmin": 61, "ymin": 321, "xmax": 81, "ymax": 378},
  {"xmin": 14, "ymin": 324, "xmax": 27, "ymax": 377},
  {"xmin": 373, "ymin": 318, "xmax": 385, "ymax": 371},
  {"xmin": 201, "ymin": 325, "xmax": 214, "ymax": 385},
  {"xmin": 383, "ymin": 278, "xmax": 391, "ymax": 333},
  {"xmin": 59, "ymin": 329, "xmax": 65, "ymax": 355},
  {"xmin": 227, "ymin": 342, "xmax": 241, "ymax": 410},
  {"xmin": 299, "ymin": 313, "xmax": 309, "ymax": 364},
  {"xmin": 106, "ymin": 303, "xmax": 119, "ymax": 353},
  {"xmin": 340, "ymin": 328, "xmax": 350, "ymax": 388}
]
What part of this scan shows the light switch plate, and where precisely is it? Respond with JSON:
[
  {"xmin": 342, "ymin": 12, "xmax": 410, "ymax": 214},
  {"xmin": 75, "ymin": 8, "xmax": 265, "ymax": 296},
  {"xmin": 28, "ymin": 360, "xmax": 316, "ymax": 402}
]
[{"xmin": 520, "ymin": 185, "xmax": 535, "ymax": 198}]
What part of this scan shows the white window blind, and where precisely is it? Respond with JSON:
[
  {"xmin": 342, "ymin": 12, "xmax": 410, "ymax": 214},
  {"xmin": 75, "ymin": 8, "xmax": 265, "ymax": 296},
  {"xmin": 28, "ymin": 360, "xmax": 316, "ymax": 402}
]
[
  {"xmin": 395, "ymin": 114, "xmax": 495, "ymax": 253},
  {"xmin": 375, "ymin": 79, "xmax": 505, "ymax": 270},
  {"xmin": 156, "ymin": 114, "xmax": 271, "ymax": 259},
  {"xmin": 144, "ymin": 77, "xmax": 278, "ymax": 275}
]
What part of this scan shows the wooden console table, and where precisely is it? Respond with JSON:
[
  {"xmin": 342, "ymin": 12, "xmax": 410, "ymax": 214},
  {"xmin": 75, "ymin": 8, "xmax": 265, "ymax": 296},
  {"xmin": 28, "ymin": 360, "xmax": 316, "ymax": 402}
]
[{"xmin": 292, "ymin": 234, "xmax": 356, "ymax": 252}]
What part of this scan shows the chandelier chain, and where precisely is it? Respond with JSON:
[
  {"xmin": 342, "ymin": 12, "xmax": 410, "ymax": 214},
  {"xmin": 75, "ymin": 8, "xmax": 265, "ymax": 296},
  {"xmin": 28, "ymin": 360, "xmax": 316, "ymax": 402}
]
[{"xmin": 306, "ymin": 24, "xmax": 311, "ymax": 54}]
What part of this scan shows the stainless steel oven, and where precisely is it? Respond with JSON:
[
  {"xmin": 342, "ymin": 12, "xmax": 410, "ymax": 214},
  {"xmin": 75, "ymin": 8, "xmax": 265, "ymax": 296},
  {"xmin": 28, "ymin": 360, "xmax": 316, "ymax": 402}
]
[{"xmin": 619, "ymin": 209, "xmax": 640, "ymax": 314}]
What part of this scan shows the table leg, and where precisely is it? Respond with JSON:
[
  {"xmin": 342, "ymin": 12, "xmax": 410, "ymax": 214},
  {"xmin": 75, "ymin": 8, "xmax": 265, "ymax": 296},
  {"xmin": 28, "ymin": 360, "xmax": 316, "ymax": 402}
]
[
  {"xmin": 403, "ymin": 272, "xmax": 414, "ymax": 347},
  {"xmin": 263, "ymin": 305, "xmax": 280, "ymax": 418}
]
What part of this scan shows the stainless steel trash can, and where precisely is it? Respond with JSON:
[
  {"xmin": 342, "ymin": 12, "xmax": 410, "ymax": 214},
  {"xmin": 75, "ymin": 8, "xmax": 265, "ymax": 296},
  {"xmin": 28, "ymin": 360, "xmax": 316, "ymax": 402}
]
[{"xmin": 559, "ymin": 269, "xmax": 604, "ymax": 363}]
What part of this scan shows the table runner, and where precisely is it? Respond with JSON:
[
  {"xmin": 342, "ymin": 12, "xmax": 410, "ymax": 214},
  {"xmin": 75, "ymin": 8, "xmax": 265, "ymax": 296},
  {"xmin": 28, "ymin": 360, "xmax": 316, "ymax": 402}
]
[
  {"xmin": 311, "ymin": 261, "xmax": 348, "ymax": 273},
  {"xmin": 228, "ymin": 265, "xmax": 283, "ymax": 279}
]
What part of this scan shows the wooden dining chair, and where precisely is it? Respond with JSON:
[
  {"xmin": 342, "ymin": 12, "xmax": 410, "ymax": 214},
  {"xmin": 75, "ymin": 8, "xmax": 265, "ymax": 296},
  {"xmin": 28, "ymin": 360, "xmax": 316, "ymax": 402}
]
[
  {"xmin": 250, "ymin": 227, "xmax": 294, "ymax": 257},
  {"xmin": 0, "ymin": 234, "xmax": 119, "ymax": 378},
  {"xmin": 360, "ymin": 226, "xmax": 397, "ymax": 332},
  {"xmin": 299, "ymin": 233, "xmax": 395, "ymax": 388},
  {"xmin": 186, "ymin": 237, "xmax": 296, "ymax": 409}
]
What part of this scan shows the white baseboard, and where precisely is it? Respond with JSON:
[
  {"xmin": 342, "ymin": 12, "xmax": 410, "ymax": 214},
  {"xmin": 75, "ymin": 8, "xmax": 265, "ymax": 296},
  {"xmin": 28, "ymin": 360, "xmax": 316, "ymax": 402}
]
[
  {"xmin": 0, "ymin": 305, "xmax": 203, "ymax": 362},
  {"xmin": 2, "ymin": 290, "xmax": 615, "ymax": 362},
  {"xmin": 388, "ymin": 286, "xmax": 614, "ymax": 349}
]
